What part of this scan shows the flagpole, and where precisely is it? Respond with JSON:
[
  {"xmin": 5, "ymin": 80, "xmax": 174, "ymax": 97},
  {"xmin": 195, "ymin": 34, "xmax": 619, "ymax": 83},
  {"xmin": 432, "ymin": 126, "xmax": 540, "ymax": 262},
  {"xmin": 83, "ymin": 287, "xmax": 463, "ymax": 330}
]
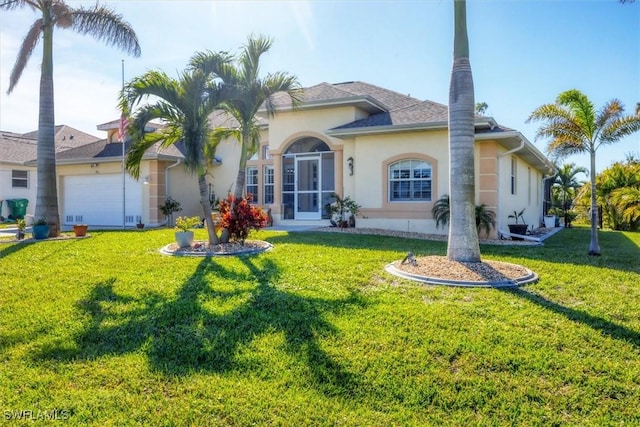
[{"xmin": 121, "ymin": 59, "xmax": 126, "ymax": 230}]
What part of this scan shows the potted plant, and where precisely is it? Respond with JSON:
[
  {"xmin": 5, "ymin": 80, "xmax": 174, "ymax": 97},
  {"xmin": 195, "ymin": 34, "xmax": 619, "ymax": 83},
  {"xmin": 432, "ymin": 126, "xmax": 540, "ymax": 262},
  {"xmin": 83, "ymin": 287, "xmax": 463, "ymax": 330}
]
[
  {"xmin": 174, "ymin": 216, "xmax": 200, "ymax": 248},
  {"xmin": 543, "ymin": 213, "xmax": 556, "ymax": 229},
  {"xmin": 159, "ymin": 197, "xmax": 182, "ymax": 227},
  {"xmin": 328, "ymin": 192, "xmax": 360, "ymax": 228},
  {"xmin": 507, "ymin": 209, "xmax": 528, "ymax": 239},
  {"xmin": 16, "ymin": 218, "xmax": 26, "ymax": 240},
  {"xmin": 136, "ymin": 218, "xmax": 145, "ymax": 229},
  {"xmin": 73, "ymin": 224, "xmax": 88, "ymax": 237},
  {"xmin": 32, "ymin": 217, "xmax": 50, "ymax": 240}
]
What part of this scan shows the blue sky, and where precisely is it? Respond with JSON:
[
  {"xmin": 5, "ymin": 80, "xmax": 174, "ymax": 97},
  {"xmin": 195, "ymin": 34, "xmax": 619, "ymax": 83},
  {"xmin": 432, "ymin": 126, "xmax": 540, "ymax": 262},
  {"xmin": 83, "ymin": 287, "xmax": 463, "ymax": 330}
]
[{"xmin": 1, "ymin": 0, "xmax": 638, "ymax": 172}]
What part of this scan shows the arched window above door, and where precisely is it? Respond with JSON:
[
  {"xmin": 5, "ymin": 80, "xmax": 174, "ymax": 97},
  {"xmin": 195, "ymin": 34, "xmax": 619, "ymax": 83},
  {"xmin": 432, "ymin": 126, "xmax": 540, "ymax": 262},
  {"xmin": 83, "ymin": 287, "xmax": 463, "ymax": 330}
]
[{"xmin": 285, "ymin": 137, "xmax": 330, "ymax": 154}]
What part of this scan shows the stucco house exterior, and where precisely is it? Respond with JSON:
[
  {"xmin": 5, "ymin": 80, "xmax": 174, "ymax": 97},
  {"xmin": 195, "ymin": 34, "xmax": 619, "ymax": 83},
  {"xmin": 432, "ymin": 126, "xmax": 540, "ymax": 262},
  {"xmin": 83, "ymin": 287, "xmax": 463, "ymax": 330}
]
[
  {"xmin": 2, "ymin": 81, "xmax": 554, "ymax": 238},
  {"xmin": 0, "ymin": 126, "xmax": 100, "ymax": 220}
]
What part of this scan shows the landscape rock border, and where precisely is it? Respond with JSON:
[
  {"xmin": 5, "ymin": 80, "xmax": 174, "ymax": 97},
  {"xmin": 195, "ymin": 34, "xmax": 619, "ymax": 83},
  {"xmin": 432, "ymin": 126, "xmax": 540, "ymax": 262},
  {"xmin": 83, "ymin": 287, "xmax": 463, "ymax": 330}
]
[
  {"xmin": 160, "ymin": 240, "xmax": 273, "ymax": 257},
  {"xmin": 385, "ymin": 258, "xmax": 539, "ymax": 288}
]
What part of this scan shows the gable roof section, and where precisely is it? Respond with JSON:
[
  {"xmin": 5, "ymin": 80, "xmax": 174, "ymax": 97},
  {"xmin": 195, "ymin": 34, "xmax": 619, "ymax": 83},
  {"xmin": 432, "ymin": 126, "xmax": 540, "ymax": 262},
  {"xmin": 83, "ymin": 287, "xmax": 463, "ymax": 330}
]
[
  {"xmin": 1, "ymin": 125, "xmax": 101, "ymax": 165},
  {"xmin": 21, "ymin": 125, "xmax": 101, "ymax": 151},
  {"xmin": 0, "ymin": 132, "xmax": 37, "ymax": 165}
]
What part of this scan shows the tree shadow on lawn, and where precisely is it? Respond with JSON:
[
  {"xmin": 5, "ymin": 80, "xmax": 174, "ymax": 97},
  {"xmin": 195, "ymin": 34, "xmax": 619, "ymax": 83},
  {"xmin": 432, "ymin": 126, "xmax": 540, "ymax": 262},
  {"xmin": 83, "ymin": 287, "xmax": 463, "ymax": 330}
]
[
  {"xmin": 528, "ymin": 227, "xmax": 640, "ymax": 273},
  {"xmin": 265, "ymin": 230, "xmax": 447, "ymax": 255},
  {"xmin": 500, "ymin": 286, "xmax": 640, "ymax": 349},
  {"xmin": 35, "ymin": 256, "xmax": 365, "ymax": 395}
]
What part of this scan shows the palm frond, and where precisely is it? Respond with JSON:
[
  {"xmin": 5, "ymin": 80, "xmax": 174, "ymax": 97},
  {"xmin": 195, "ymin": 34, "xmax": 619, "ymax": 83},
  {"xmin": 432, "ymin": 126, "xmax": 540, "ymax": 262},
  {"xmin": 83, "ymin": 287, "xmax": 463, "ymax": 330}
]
[
  {"xmin": 7, "ymin": 18, "xmax": 42, "ymax": 93},
  {"xmin": 431, "ymin": 194, "xmax": 450, "ymax": 229},
  {"xmin": 599, "ymin": 113, "xmax": 640, "ymax": 145},
  {"xmin": 0, "ymin": 0, "xmax": 33, "ymax": 11},
  {"xmin": 125, "ymin": 131, "xmax": 165, "ymax": 179},
  {"xmin": 68, "ymin": 4, "xmax": 140, "ymax": 56}
]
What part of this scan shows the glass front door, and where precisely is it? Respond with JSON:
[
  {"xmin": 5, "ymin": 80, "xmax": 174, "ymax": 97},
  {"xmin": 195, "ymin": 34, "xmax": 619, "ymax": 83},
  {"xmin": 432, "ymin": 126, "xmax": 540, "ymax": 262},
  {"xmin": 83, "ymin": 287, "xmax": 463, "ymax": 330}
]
[{"xmin": 296, "ymin": 156, "xmax": 321, "ymax": 219}]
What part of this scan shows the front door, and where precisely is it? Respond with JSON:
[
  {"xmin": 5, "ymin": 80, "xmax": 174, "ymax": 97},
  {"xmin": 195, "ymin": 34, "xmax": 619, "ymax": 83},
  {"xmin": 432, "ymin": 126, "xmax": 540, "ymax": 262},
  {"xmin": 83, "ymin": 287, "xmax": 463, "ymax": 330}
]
[{"xmin": 296, "ymin": 156, "xmax": 321, "ymax": 219}]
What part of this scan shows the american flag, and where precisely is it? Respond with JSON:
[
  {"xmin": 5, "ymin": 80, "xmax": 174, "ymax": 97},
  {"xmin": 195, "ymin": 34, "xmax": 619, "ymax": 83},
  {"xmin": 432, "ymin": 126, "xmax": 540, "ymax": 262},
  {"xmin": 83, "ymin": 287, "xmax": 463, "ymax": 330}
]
[{"xmin": 118, "ymin": 114, "xmax": 128, "ymax": 142}]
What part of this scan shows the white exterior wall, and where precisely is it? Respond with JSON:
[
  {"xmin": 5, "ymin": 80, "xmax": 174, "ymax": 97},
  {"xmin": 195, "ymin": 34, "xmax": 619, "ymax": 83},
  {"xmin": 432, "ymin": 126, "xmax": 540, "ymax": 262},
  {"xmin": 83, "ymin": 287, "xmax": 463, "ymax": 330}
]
[
  {"xmin": 0, "ymin": 165, "xmax": 37, "ymax": 218},
  {"xmin": 497, "ymin": 150, "xmax": 543, "ymax": 233}
]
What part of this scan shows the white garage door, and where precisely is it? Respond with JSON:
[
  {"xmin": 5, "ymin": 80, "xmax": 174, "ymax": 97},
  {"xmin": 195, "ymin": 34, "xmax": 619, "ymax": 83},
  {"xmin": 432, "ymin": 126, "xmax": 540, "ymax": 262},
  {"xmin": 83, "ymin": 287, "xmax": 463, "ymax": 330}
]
[{"xmin": 62, "ymin": 174, "xmax": 142, "ymax": 226}]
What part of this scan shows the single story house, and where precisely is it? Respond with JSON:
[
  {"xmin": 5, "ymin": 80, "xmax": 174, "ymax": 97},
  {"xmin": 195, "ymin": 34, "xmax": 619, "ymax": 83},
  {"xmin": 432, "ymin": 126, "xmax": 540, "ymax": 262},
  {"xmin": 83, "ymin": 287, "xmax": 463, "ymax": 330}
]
[
  {"xmin": 0, "ymin": 126, "xmax": 100, "ymax": 220},
  {"xmin": 3, "ymin": 81, "xmax": 554, "ymax": 238}
]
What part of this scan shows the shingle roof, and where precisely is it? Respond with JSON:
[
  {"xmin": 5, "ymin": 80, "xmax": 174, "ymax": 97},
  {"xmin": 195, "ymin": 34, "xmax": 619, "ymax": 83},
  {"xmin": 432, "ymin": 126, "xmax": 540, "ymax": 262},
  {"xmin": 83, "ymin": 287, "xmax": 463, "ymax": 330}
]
[
  {"xmin": 0, "ymin": 125, "xmax": 102, "ymax": 165},
  {"xmin": 21, "ymin": 125, "xmax": 101, "ymax": 151},
  {"xmin": 54, "ymin": 138, "xmax": 187, "ymax": 162},
  {"xmin": 0, "ymin": 132, "xmax": 37, "ymax": 164}
]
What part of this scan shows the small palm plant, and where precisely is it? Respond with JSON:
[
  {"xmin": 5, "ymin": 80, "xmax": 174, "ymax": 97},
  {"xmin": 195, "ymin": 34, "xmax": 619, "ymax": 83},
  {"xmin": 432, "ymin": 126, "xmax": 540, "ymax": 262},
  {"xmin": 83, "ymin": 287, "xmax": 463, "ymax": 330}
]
[
  {"xmin": 431, "ymin": 195, "xmax": 496, "ymax": 238},
  {"xmin": 508, "ymin": 209, "xmax": 526, "ymax": 224}
]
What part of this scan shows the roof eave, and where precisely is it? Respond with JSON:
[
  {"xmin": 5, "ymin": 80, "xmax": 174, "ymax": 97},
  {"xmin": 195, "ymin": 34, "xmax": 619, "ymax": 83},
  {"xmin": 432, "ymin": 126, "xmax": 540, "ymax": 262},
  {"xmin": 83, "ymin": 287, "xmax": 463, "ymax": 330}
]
[
  {"xmin": 327, "ymin": 121, "xmax": 449, "ymax": 138},
  {"xmin": 477, "ymin": 130, "xmax": 554, "ymax": 173},
  {"xmin": 259, "ymin": 95, "xmax": 389, "ymax": 116}
]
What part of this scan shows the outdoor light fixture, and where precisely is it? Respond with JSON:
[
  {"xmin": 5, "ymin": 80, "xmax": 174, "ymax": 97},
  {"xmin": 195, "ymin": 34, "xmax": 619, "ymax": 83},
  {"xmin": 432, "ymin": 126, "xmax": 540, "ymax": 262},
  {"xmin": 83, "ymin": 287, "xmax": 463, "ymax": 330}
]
[
  {"xmin": 143, "ymin": 176, "xmax": 150, "ymax": 185},
  {"xmin": 347, "ymin": 157, "xmax": 354, "ymax": 176}
]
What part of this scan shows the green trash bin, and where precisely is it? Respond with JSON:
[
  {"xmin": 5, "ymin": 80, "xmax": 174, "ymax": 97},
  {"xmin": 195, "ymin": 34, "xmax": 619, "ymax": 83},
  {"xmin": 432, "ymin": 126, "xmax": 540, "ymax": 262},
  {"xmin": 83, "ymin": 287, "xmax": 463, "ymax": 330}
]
[{"xmin": 7, "ymin": 198, "xmax": 29, "ymax": 219}]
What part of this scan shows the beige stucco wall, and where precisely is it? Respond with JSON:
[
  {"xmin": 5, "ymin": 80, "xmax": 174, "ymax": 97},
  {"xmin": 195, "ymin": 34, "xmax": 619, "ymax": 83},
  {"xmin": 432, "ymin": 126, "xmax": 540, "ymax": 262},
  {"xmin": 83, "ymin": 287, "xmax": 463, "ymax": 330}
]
[
  {"xmin": 201, "ymin": 105, "xmax": 549, "ymax": 237},
  {"xmin": 0, "ymin": 164, "xmax": 37, "ymax": 218},
  {"xmin": 165, "ymin": 162, "xmax": 202, "ymax": 222}
]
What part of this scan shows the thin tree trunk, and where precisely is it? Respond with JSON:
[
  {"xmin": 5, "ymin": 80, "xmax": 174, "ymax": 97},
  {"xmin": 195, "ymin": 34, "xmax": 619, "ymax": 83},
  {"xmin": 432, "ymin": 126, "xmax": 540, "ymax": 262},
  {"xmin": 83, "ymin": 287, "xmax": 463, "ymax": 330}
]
[
  {"xmin": 233, "ymin": 128, "xmax": 251, "ymax": 199},
  {"xmin": 588, "ymin": 149, "xmax": 601, "ymax": 255},
  {"xmin": 35, "ymin": 8, "xmax": 60, "ymax": 237},
  {"xmin": 447, "ymin": 0, "xmax": 480, "ymax": 262},
  {"xmin": 199, "ymin": 174, "xmax": 219, "ymax": 245}
]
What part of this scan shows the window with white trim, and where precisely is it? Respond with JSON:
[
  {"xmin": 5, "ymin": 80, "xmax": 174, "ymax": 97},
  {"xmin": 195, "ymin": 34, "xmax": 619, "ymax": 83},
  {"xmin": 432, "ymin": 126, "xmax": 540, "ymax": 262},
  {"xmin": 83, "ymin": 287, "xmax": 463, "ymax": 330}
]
[
  {"xmin": 246, "ymin": 167, "xmax": 258, "ymax": 202},
  {"xmin": 263, "ymin": 165, "xmax": 274, "ymax": 204},
  {"xmin": 389, "ymin": 159, "xmax": 432, "ymax": 201},
  {"xmin": 12, "ymin": 170, "xmax": 28, "ymax": 188}
]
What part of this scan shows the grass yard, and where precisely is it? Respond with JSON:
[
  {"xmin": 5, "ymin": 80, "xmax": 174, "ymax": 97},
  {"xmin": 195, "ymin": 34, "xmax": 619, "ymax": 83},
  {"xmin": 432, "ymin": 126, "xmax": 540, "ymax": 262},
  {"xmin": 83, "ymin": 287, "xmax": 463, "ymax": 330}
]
[{"xmin": 1, "ymin": 227, "xmax": 639, "ymax": 425}]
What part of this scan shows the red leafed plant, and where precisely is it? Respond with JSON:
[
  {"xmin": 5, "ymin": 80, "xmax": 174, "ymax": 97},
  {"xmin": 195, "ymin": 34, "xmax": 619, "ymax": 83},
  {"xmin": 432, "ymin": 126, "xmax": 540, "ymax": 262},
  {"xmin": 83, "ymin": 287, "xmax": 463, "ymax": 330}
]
[{"xmin": 218, "ymin": 194, "xmax": 267, "ymax": 245}]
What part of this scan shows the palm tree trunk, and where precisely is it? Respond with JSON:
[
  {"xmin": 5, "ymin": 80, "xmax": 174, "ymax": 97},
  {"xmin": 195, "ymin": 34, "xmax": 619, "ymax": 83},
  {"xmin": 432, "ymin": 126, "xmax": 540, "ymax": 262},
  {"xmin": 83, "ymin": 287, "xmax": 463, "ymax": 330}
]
[
  {"xmin": 588, "ymin": 149, "xmax": 601, "ymax": 255},
  {"xmin": 447, "ymin": 0, "xmax": 480, "ymax": 262},
  {"xmin": 233, "ymin": 128, "xmax": 251, "ymax": 199},
  {"xmin": 199, "ymin": 173, "xmax": 219, "ymax": 245},
  {"xmin": 35, "ymin": 8, "xmax": 60, "ymax": 237}
]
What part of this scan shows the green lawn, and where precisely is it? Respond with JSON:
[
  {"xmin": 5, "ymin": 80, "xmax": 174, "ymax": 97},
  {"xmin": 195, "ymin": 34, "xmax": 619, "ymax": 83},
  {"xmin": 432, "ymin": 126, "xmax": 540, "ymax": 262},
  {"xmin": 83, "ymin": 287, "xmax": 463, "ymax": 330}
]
[{"xmin": 1, "ymin": 227, "xmax": 638, "ymax": 425}]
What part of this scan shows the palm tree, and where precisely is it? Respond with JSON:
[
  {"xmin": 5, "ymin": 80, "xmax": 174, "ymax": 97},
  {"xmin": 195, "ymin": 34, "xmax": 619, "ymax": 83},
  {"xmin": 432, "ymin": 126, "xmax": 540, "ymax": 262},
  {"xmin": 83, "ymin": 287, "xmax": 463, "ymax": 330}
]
[
  {"xmin": 447, "ymin": 0, "xmax": 481, "ymax": 262},
  {"xmin": 1, "ymin": 0, "xmax": 140, "ymax": 237},
  {"xmin": 432, "ymin": 194, "xmax": 496, "ymax": 238},
  {"xmin": 528, "ymin": 89, "xmax": 640, "ymax": 255},
  {"xmin": 122, "ymin": 58, "xmax": 229, "ymax": 246},
  {"xmin": 552, "ymin": 163, "xmax": 587, "ymax": 214},
  {"xmin": 610, "ymin": 187, "xmax": 640, "ymax": 231},
  {"xmin": 190, "ymin": 35, "xmax": 302, "ymax": 199}
]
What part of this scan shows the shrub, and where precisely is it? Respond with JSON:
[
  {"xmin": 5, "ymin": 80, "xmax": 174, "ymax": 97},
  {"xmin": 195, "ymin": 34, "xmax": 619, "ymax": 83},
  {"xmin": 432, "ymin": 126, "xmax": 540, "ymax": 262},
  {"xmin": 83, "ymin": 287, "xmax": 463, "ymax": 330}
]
[
  {"xmin": 159, "ymin": 197, "xmax": 182, "ymax": 217},
  {"xmin": 218, "ymin": 194, "xmax": 267, "ymax": 244},
  {"xmin": 174, "ymin": 216, "xmax": 201, "ymax": 232}
]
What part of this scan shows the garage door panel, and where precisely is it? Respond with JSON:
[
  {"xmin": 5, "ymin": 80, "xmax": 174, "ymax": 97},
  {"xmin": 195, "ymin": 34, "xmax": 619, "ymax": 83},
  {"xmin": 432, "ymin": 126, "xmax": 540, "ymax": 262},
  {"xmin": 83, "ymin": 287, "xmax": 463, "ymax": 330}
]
[{"xmin": 63, "ymin": 174, "xmax": 142, "ymax": 226}]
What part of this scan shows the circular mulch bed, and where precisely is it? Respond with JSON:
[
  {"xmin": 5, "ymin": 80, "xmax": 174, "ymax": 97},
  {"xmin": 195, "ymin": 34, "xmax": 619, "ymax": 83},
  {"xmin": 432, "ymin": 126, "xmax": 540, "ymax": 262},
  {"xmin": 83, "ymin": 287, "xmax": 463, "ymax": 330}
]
[
  {"xmin": 160, "ymin": 240, "xmax": 273, "ymax": 257},
  {"xmin": 386, "ymin": 255, "xmax": 538, "ymax": 287}
]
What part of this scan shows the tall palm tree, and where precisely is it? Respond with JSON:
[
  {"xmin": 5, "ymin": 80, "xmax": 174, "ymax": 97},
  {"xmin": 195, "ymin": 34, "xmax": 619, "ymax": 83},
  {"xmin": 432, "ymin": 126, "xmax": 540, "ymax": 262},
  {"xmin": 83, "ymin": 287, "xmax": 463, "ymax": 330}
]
[
  {"xmin": 190, "ymin": 35, "xmax": 302, "ymax": 199},
  {"xmin": 552, "ymin": 162, "xmax": 587, "ymax": 211},
  {"xmin": 1, "ymin": 0, "xmax": 140, "ymax": 237},
  {"xmin": 528, "ymin": 89, "xmax": 640, "ymax": 255},
  {"xmin": 447, "ymin": 0, "xmax": 481, "ymax": 262},
  {"xmin": 122, "ymin": 59, "xmax": 229, "ymax": 246}
]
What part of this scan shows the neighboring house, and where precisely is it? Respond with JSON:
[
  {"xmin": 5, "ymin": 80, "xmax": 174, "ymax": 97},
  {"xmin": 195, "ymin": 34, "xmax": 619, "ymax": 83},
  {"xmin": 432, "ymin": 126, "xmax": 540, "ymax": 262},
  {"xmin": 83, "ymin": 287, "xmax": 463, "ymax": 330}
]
[
  {"xmin": 0, "ymin": 125, "xmax": 100, "ymax": 220},
  {"xmin": 2, "ymin": 81, "xmax": 554, "ymax": 237}
]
